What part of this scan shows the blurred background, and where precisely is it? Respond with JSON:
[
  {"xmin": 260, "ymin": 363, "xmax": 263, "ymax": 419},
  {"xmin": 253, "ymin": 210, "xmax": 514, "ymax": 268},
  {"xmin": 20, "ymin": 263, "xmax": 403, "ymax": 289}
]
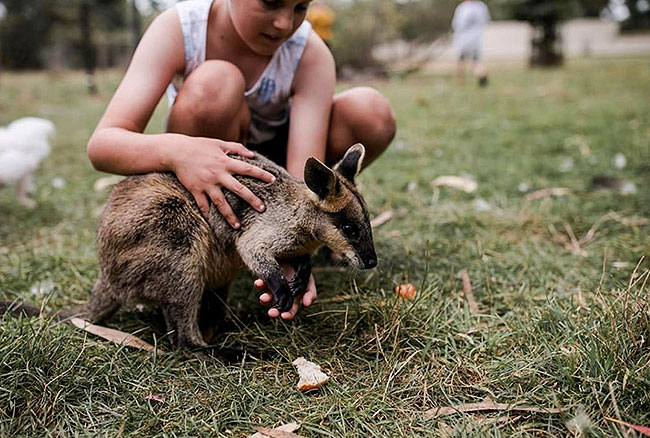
[{"xmin": 0, "ymin": 0, "xmax": 649, "ymax": 86}]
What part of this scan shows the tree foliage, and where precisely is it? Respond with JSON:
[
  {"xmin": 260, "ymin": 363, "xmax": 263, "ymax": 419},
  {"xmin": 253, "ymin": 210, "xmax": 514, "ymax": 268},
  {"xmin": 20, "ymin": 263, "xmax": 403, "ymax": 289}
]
[
  {"xmin": 0, "ymin": 0, "xmax": 129, "ymax": 69},
  {"xmin": 490, "ymin": 0, "xmax": 609, "ymax": 22},
  {"xmin": 329, "ymin": 0, "xmax": 457, "ymax": 70}
]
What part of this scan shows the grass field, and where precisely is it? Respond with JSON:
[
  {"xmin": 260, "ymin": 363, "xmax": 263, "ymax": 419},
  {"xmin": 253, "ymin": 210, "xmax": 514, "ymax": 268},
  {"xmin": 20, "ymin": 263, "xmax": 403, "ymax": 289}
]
[{"xmin": 1, "ymin": 58, "xmax": 649, "ymax": 437}]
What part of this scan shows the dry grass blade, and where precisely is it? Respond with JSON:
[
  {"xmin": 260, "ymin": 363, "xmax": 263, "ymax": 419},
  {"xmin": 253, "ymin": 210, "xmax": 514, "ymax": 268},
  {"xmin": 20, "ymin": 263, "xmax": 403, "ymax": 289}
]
[
  {"xmin": 370, "ymin": 210, "xmax": 394, "ymax": 228},
  {"xmin": 460, "ymin": 269, "xmax": 479, "ymax": 314},
  {"xmin": 605, "ymin": 417, "xmax": 650, "ymax": 436},
  {"xmin": 524, "ymin": 187, "xmax": 569, "ymax": 201},
  {"xmin": 69, "ymin": 318, "xmax": 164, "ymax": 353},
  {"xmin": 251, "ymin": 424, "xmax": 305, "ymax": 438},
  {"xmin": 312, "ymin": 266, "xmax": 347, "ymax": 274},
  {"xmin": 425, "ymin": 399, "xmax": 569, "ymax": 419}
]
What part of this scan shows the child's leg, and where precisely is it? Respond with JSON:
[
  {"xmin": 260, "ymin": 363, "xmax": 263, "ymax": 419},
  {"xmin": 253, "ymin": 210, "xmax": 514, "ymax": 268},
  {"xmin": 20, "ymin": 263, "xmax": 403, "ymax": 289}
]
[
  {"xmin": 167, "ymin": 60, "xmax": 250, "ymax": 141},
  {"xmin": 326, "ymin": 87, "xmax": 396, "ymax": 168},
  {"xmin": 456, "ymin": 59, "xmax": 466, "ymax": 83}
]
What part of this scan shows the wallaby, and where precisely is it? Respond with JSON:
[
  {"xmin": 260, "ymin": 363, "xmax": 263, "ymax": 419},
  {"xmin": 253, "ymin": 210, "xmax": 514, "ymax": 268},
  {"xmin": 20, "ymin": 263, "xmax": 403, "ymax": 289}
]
[{"xmin": 1, "ymin": 144, "xmax": 377, "ymax": 349}]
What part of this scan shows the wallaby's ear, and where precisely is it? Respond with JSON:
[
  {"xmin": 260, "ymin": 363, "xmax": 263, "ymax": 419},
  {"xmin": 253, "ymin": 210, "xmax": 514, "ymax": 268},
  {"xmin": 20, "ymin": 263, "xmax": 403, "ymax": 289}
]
[
  {"xmin": 333, "ymin": 143, "xmax": 366, "ymax": 184},
  {"xmin": 304, "ymin": 157, "xmax": 339, "ymax": 200}
]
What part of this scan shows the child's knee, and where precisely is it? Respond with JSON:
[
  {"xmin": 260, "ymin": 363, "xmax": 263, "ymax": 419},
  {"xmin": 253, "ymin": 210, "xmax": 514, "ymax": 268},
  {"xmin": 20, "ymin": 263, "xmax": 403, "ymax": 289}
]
[
  {"xmin": 345, "ymin": 87, "xmax": 396, "ymax": 145},
  {"xmin": 177, "ymin": 60, "xmax": 246, "ymax": 120}
]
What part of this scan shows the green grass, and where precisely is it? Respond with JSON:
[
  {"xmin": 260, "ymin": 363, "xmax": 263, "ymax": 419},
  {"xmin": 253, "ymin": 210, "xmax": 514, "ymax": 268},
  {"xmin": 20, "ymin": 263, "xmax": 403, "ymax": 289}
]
[{"xmin": 1, "ymin": 58, "xmax": 649, "ymax": 437}]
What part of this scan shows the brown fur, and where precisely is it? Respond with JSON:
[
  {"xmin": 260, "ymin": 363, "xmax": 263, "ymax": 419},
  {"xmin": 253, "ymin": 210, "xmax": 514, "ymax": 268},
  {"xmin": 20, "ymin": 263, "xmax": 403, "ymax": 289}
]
[{"xmin": 73, "ymin": 144, "xmax": 376, "ymax": 349}]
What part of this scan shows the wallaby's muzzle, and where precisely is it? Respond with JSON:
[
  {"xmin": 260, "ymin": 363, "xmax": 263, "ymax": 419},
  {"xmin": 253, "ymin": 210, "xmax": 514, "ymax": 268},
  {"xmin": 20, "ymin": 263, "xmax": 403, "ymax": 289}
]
[{"xmin": 364, "ymin": 257, "xmax": 377, "ymax": 270}]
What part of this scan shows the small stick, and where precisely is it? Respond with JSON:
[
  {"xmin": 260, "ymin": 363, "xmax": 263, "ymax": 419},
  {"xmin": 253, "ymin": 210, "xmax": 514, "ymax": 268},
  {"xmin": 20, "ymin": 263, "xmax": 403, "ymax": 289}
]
[
  {"xmin": 460, "ymin": 269, "xmax": 479, "ymax": 314},
  {"xmin": 609, "ymin": 382, "xmax": 629, "ymax": 438}
]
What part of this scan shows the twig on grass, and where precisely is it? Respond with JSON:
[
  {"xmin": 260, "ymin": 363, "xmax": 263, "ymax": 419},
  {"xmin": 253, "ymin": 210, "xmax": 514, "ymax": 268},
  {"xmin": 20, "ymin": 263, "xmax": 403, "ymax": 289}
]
[
  {"xmin": 604, "ymin": 417, "xmax": 650, "ymax": 436},
  {"xmin": 460, "ymin": 269, "xmax": 479, "ymax": 314},
  {"xmin": 549, "ymin": 212, "xmax": 649, "ymax": 256},
  {"xmin": 608, "ymin": 382, "xmax": 629, "ymax": 438},
  {"xmin": 524, "ymin": 187, "xmax": 569, "ymax": 201}
]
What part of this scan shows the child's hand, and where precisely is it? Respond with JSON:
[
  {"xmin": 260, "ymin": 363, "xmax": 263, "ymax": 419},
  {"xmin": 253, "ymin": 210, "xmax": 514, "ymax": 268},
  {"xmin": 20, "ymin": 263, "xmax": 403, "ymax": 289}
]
[
  {"xmin": 255, "ymin": 263, "xmax": 317, "ymax": 320},
  {"xmin": 170, "ymin": 137, "xmax": 275, "ymax": 228}
]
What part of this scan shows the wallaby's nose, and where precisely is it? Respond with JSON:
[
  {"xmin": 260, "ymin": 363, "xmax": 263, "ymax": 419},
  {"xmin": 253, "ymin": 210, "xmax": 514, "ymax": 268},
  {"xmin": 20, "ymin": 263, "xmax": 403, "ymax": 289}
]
[{"xmin": 364, "ymin": 258, "xmax": 377, "ymax": 269}]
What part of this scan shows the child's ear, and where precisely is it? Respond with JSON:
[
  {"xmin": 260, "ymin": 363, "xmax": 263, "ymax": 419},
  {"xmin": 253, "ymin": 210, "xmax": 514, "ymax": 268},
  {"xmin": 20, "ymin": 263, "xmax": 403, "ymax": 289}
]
[
  {"xmin": 333, "ymin": 143, "xmax": 366, "ymax": 184},
  {"xmin": 304, "ymin": 157, "xmax": 339, "ymax": 200}
]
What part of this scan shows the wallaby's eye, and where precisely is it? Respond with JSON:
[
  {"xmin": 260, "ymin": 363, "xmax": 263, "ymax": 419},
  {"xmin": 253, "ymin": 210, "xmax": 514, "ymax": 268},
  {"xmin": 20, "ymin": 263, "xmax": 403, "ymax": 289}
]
[{"xmin": 341, "ymin": 223, "xmax": 357, "ymax": 238}]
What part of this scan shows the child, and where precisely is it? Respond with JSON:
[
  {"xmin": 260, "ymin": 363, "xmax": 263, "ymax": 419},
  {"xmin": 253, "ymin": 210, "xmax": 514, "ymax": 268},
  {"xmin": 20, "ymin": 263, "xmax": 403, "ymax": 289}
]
[
  {"xmin": 86, "ymin": 0, "xmax": 396, "ymax": 321},
  {"xmin": 451, "ymin": 0, "xmax": 490, "ymax": 86}
]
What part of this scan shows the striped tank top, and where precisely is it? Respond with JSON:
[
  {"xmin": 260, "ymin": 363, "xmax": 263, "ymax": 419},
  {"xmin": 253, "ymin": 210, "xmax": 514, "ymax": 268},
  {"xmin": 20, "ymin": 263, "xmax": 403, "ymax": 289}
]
[{"xmin": 166, "ymin": 0, "xmax": 312, "ymax": 145}]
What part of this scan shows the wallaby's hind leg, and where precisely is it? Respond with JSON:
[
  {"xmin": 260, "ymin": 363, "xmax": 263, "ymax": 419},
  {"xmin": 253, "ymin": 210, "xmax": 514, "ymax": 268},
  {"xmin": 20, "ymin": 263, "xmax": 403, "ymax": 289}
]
[
  {"xmin": 82, "ymin": 279, "xmax": 121, "ymax": 322},
  {"xmin": 199, "ymin": 286, "xmax": 229, "ymax": 344},
  {"xmin": 163, "ymin": 301, "xmax": 206, "ymax": 349},
  {"xmin": 58, "ymin": 278, "xmax": 121, "ymax": 322}
]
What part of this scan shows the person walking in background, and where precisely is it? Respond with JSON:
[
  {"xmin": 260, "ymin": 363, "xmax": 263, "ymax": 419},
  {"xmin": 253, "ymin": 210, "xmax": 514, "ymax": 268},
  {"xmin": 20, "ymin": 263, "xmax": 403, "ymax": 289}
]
[{"xmin": 451, "ymin": 0, "xmax": 490, "ymax": 86}]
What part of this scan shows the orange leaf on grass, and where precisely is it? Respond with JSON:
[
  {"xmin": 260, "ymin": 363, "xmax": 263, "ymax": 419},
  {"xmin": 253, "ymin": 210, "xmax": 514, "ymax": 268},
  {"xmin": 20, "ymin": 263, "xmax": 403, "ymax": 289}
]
[{"xmin": 395, "ymin": 283, "xmax": 416, "ymax": 300}]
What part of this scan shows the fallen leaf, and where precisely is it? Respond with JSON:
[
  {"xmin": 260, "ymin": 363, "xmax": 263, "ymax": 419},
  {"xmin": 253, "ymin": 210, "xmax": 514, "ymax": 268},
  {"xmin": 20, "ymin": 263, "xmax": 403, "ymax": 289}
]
[
  {"xmin": 524, "ymin": 187, "xmax": 569, "ymax": 201},
  {"xmin": 292, "ymin": 357, "xmax": 329, "ymax": 392},
  {"xmin": 605, "ymin": 417, "xmax": 650, "ymax": 436},
  {"xmin": 460, "ymin": 270, "xmax": 479, "ymax": 314},
  {"xmin": 250, "ymin": 422, "xmax": 302, "ymax": 438},
  {"xmin": 395, "ymin": 283, "xmax": 416, "ymax": 300},
  {"xmin": 370, "ymin": 210, "xmax": 394, "ymax": 228},
  {"xmin": 69, "ymin": 318, "xmax": 164, "ymax": 353},
  {"xmin": 432, "ymin": 176, "xmax": 477, "ymax": 193},
  {"xmin": 425, "ymin": 398, "xmax": 569, "ymax": 419}
]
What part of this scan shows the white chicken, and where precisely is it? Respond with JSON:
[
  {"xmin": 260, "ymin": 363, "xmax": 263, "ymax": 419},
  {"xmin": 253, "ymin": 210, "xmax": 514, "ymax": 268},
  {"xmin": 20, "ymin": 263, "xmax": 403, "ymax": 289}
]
[{"xmin": 0, "ymin": 117, "xmax": 56, "ymax": 207}]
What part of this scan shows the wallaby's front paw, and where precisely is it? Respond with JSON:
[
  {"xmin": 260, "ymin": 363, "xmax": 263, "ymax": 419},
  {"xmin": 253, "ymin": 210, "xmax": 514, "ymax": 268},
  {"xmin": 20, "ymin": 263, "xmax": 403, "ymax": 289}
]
[
  {"xmin": 266, "ymin": 274, "xmax": 294, "ymax": 313},
  {"xmin": 289, "ymin": 276, "xmax": 307, "ymax": 299},
  {"xmin": 274, "ymin": 284, "xmax": 294, "ymax": 313},
  {"xmin": 287, "ymin": 256, "xmax": 311, "ymax": 299}
]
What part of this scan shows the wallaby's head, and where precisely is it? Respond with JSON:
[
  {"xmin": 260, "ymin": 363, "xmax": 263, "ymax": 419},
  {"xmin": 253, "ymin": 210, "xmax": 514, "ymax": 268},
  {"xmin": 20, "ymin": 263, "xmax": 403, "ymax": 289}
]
[{"xmin": 304, "ymin": 143, "xmax": 377, "ymax": 270}]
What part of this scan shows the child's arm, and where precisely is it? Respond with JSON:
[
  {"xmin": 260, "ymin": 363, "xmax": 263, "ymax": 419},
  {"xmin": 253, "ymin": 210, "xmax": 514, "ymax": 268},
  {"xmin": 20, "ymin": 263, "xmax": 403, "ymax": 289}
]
[
  {"xmin": 285, "ymin": 33, "xmax": 336, "ymax": 179},
  {"xmin": 87, "ymin": 9, "xmax": 274, "ymax": 227}
]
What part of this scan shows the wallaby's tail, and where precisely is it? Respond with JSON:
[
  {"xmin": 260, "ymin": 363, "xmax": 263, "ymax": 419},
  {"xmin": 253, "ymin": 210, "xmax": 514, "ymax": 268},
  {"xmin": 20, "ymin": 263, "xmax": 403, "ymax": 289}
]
[{"xmin": 0, "ymin": 301, "xmax": 42, "ymax": 318}]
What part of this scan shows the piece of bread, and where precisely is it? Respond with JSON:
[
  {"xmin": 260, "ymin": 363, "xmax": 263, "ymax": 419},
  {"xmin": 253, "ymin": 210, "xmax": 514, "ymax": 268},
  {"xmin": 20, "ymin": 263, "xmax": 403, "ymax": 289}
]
[{"xmin": 292, "ymin": 357, "xmax": 329, "ymax": 391}]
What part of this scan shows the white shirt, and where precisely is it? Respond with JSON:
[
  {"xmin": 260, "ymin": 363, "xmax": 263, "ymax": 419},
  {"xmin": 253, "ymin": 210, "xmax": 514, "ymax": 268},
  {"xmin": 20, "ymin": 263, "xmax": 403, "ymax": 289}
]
[
  {"xmin": 166, "ymin": 0, "xmax": 312, "ymax": 145},
  {"xmin": 451, "ymin": 1, "xmax": 490, "ymax": 50}
]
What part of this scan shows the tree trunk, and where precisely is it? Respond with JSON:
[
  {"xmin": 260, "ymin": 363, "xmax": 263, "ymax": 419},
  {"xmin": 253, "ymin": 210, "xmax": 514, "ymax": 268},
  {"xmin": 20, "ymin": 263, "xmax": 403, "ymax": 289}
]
[
  {"xmin": 622, "ymin": 0, "xmax": 650, "ymax": 32},
  {"xmin": 530, "ymin": 16, "xmax": 563, "ymax": 66},
  {"xmin": 79, "ymin": 0, "xmax": 97, "ymax": 94}
]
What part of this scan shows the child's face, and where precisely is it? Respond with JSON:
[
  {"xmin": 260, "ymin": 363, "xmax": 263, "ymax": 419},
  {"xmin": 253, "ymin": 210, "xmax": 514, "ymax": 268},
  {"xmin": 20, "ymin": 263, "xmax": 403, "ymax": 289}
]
[{"xmin": 229, "ymin": 0, "xmax": 312, "ymax": 56}]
